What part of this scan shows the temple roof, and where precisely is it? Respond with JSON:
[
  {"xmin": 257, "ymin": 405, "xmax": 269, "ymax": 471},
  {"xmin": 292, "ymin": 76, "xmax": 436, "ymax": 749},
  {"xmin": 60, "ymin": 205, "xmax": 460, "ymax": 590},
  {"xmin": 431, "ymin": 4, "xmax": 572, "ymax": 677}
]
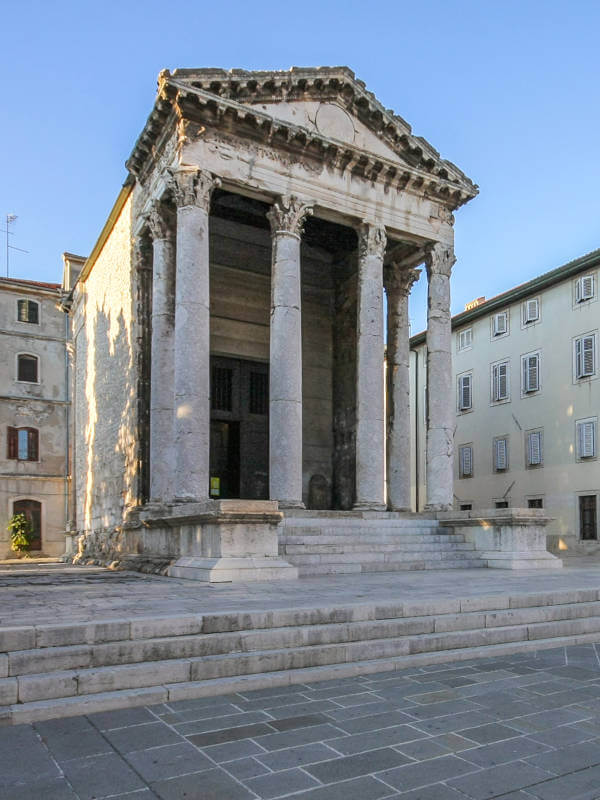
[{"xmin": 127, "ymin": 66, "xmax": 477, "ymax": 210}]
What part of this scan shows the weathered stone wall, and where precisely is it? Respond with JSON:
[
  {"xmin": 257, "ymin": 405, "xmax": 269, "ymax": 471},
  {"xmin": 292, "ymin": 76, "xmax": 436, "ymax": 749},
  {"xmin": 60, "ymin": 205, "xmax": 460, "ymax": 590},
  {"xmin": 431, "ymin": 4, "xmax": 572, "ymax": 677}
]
[{"xmin": 72, "ymin": 192, "xmax": 139, "ymax": 538}]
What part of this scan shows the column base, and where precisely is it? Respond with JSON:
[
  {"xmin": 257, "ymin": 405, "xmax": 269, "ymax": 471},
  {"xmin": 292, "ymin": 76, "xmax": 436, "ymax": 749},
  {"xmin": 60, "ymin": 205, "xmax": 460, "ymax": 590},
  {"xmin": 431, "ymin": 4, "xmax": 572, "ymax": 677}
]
[
  {"xmin": 424, "ymin": 503, "xmax": 453, "ymax": 512},
  {"xmin": 277, "ymin": 501, "xmax": 305, "ymax": 510},
  {"xmin": 353, "ymin": 502, "xmax": 387, "ymax": 512}
]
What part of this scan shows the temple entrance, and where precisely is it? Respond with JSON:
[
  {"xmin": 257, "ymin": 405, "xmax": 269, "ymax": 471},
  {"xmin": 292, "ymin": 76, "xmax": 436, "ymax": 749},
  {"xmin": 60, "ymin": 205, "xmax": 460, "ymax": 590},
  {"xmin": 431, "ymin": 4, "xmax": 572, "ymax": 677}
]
[{"xmin": 210, "ymin": 356, "xmax": 269, "ymax": 499}]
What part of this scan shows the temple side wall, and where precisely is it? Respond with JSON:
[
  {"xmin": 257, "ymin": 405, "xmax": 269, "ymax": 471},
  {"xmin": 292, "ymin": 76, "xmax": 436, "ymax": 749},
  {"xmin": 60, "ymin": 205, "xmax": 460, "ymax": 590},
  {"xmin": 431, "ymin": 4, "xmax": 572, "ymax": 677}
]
[{"xmin": 72, "ymin": 193, "xmax": 139, "ymax": 539}]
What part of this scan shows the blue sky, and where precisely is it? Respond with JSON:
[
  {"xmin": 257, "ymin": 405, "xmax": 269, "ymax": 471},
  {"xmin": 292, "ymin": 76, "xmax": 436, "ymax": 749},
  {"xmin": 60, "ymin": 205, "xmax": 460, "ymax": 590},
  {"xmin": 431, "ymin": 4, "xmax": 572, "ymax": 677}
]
[{"xmin": 2, "ymin": 0, "xmax": 599, "ymax": 332}]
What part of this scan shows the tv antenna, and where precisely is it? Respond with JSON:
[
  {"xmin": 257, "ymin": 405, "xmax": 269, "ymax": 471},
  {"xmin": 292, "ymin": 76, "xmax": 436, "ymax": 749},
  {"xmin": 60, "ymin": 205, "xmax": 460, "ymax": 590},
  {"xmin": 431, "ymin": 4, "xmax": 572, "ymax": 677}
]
[{"xmin": 3, "ymin": 214, "xmax": 29, "ymax": 277}]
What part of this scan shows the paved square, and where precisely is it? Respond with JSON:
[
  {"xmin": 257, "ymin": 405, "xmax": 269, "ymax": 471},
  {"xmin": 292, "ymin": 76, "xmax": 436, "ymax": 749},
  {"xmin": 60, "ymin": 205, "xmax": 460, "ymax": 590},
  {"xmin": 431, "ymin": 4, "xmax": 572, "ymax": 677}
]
[{"xmin": 4, "ymin": 643, "xmax": 600, "ymax": 798}]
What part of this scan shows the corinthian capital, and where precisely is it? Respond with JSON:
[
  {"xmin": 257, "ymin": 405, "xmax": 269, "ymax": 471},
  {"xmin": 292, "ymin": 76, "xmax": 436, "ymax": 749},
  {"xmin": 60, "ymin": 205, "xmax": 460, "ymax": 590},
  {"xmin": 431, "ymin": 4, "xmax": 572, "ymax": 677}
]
[
  {"xmin": 384, "ymin": 264, "xmax": 421, "ymax": 296},
  {"xmin": 171, "ymin": 168, "xmax": 221, "ymax": 210},
  {"xmin": 147, "ymin": 200, "xmax": 174, "ymax": 241},
  {"xmin": 358, "ymin": 223, "xmax": 387, "ymax": 261},
  {"xmin": 425, "ymin": 241, "xmax": 456, "ymax": 279},
  {"xmin": 267, "ymin": 195, "xmax": 313, "ymax": 238}
]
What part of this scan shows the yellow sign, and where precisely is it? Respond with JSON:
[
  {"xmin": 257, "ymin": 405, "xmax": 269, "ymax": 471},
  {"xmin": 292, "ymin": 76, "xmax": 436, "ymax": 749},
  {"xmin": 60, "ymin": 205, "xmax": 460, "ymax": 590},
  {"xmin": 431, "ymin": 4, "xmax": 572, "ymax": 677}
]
[{"xmin": 210, "ymin": 477, "xmax": 221, "ymax": 497}]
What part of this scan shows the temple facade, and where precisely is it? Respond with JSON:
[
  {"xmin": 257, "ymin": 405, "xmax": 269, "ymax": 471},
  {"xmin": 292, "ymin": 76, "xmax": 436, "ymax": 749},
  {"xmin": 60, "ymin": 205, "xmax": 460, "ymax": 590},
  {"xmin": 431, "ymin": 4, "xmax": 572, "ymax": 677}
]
[{"xmin": 68, "ymin": 66, "xmax": 480, "ymax": 579}]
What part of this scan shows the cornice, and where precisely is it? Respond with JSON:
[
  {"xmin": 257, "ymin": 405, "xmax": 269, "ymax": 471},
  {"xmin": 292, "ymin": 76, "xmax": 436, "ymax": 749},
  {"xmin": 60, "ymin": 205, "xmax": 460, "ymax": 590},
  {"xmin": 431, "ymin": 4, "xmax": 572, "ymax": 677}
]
[{"xmin": 126, "ymin": 70, "xmax": 478, "ymax": 211}]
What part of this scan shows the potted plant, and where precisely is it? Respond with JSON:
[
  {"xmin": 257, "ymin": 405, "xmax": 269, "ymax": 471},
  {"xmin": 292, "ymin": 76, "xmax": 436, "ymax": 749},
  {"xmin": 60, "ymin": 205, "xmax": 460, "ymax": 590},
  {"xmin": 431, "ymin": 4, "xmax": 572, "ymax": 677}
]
[{"xmin": 7, "ymin": 513, "xmax": 33, "ymax": 556}]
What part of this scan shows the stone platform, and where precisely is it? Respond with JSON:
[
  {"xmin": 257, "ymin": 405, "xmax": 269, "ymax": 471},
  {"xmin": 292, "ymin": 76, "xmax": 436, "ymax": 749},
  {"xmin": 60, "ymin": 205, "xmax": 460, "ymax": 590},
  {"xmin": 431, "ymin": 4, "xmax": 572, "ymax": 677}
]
[{"xmin": 2, "ymin": 563, "xmax": 600, "ymax": 724}]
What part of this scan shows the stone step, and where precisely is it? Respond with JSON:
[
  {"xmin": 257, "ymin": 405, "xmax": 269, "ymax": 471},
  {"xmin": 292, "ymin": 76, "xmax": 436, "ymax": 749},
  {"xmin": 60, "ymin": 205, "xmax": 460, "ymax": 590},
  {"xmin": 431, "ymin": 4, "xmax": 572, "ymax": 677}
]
[
  {"xmin": 7, "ymin": 626, "xmax": 600, "ymax": 725},
  {"xmin": 5, "ymin": 597, "xmax": 600, "ymax": 688},
  {"xmin": 280, "ymin": 540, "xmax": 474, "ymax": 552},
  {"xmin": 293, "ymin": 558, "xmax": 487, "ymax": 576},
  {"xmin": 283, "ymin": 547, "xmax": 477, "ymax": 563},
  {"xmin": 282, "ymin": 516, "xmax": 443, "ymax": 528}
]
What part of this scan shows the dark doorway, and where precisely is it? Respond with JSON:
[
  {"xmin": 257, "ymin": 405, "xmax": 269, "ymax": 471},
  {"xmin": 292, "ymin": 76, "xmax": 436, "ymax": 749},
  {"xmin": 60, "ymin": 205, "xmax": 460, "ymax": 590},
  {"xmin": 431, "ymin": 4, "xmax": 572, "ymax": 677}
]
[
  {"xmin": 13, "ymin": 499, "xmax": 42, "ymax": 550},
  {"xmin": 210, "ymin": 357, "xmax": 269, "ymax": 499}
]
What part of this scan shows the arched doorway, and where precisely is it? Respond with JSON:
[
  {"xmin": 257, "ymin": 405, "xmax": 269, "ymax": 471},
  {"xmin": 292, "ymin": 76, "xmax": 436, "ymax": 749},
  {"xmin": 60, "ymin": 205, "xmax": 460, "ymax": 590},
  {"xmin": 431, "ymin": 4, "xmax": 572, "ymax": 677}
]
[{"xmin": 13, "ymin": 499, "xmax": 42, "ymax": 551}]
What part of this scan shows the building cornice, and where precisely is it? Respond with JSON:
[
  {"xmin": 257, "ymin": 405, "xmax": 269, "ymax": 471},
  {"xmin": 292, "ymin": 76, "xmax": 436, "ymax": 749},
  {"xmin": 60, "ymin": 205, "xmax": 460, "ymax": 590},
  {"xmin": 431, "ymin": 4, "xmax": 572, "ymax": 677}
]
[
  {"xmin": 126, "ymin": 68, "xmax": 478, "ymax": 211},
  {"xmin": 410, "ymin": 247, "xmax": 600, "ymax": 347},
  {"xmin": 0, "ymin": 279, "xmax": 61, "ymax": 298}
]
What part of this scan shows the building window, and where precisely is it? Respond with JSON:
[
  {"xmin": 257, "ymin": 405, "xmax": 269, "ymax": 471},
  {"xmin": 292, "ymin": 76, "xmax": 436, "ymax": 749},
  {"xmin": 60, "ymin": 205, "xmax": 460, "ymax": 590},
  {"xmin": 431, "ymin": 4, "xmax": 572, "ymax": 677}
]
[
  {"xmin": 574, "ymin": 334, "xmax": 596, "ymax": 380},
  {"xmin": 457, "ymin": 373, "xmax": 472, "ymax": 411},
  {"xmin": 526, "ymin": 430, "xmax": 543, "ymax": 468},
  {"xmin": 457, "ymin": 328, "xmax": 472, "ymax": 351},
  {"xmin": 522, "ymin": 298, "xmax": 540, "ymax": 325},
  {"xmin": 211, "ymin": 366, "xmax": 233, "ymax": 412},
  {"xmin": 492, "ymin": 361, "xmax": 510, "ymax": 402},
  {"xmin": 459, "ymin": 444, "xmax": 473, "ymax": 478},
  {"xmin": 528, "ymin": 498, "xmax": 544, "ymax": 509},
  {"xmin": 17, "ymin": 354, "xmax": 39, "ymax": 383},
  {"xmin": 493, "ymin": 436, "xmax": 509, "ymax": 471},
  {"xmin": 576, "ymin": 418, "xmax": 597, "ymax": 460},
  {"xmin": 495, "ymin": 500, "xmax": 509, "ymax": 509},
  {"xmin": 17, "ymin": 299, "xmax": 39, "ymax": 324},
  {"xmin": 460, "ymin": 504, "xmax": 472, "ymax": 511},
  {"xmin": 522, "ymin": 352, "xmax": 540, "ymax": 394},
  {"xmin": 249, "ymin": 371, "xmax": 268, "ymax": 415},
  {"xmin": 575, "ymin": 275, "xmax": 595, "ymax": 304},
  {"xmin": 12, "ymin": 499, "xmax": 42, "ymax": 550},
  {"xmin": 579, "ymin": 495, "xmax": 597, "ymax": 540},
  {"xmin": 492, "ymin": 311, "xmax": 508, "ymax": 337},
  {"xmin": 7, "ymin": 427, "xmax": 39, "ymax": 461}
]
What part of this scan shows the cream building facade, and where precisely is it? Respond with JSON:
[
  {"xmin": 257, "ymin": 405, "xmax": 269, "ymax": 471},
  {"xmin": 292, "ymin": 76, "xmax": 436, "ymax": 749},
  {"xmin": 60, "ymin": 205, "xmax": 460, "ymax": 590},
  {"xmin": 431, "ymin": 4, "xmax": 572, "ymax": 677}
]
[
  {"xmin": 0, "ymin": 276, "xmax": 70, "ymax": 557},
  {"xmin": 411, "ymin": 248, "xmax": 600, "ymax": 557},
  {"xmin": 68, "ymin": 66, "xmax": 484, "ymax": 579}
]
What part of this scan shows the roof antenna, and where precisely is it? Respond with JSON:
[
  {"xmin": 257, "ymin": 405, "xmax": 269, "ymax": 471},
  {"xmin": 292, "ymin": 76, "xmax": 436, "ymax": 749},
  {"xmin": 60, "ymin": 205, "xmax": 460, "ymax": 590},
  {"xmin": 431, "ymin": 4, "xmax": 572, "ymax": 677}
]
[{"xmin": 2, "ymin": 214, "xmax": 29, "ymax": 277}]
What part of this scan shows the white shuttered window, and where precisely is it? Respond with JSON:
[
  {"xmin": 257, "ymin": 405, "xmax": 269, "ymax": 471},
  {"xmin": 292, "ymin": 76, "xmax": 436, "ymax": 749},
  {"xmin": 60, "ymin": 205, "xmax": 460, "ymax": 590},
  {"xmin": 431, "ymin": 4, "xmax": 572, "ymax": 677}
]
[
  {"xmin": 576, "ymin": 275, "xmax": 595, "ymax": 303},
  {"xmin": 527, "ymin": 431, "xmax": 543, "ymax": 466},
  {"xmin": 575, "ymin": 335, "xmax": 596, "ymax": 379},
  {"xmin": 492, "ymin": 311, "xmax": 508, "ymax": 337},
  {"xmin": 523, "ymin": 298, "xmax": 540, "ymax": 324},
  {"xmin": 577, "ymin": 419, "xmax": 596, "ymax": 459},
  {"xmin": 522, "ymin": 353, "xmax": 540, "ymax": 393},
  {"xmin": 458, "ymin": 328, "xmax": 472, "ymax": 351},
  {"xmin": 459, "ymin": 445, "xmax": 473, "ymax": 478},
  {"xmin": 492, "ymin": 362, "xmax": 509, "ymax": 401},
  {"xmin": 494, "ymin": 437, "xmax": 508, "ymax": 471},
  {"xmin": 458, "ymin": 374, "xmax": 472, "ymax": 411}
]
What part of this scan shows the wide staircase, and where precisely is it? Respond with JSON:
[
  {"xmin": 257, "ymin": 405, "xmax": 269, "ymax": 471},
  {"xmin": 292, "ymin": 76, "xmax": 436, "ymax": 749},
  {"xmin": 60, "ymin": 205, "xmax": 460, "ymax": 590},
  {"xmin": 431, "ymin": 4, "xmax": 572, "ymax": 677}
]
[
  {"xmin": 3, "ymin": 586, "xmax": 600, "ymax": 724},
  {"xmin": 279, "ymin": 513, "xmax": 486, "ymax": 576}
]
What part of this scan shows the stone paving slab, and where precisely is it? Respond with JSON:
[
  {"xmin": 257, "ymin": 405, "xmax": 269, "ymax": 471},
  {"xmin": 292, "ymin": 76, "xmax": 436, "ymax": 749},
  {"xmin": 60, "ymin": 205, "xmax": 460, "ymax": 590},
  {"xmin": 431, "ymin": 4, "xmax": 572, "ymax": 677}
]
[
  {"xmin": 4, "ymin": 643, "xmax": 600, "ymax": 799},
  {"xmin": 2, "ymin": 562, "xmax": 600, "ymax": 629}
]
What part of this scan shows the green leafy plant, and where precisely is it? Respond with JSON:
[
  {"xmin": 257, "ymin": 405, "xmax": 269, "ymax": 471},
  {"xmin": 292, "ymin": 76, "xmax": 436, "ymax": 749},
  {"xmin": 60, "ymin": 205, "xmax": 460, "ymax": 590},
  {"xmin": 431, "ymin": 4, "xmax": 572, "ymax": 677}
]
[{"xmin": 8, "ymin": 513, "xmax": 33, "ymax": 554}]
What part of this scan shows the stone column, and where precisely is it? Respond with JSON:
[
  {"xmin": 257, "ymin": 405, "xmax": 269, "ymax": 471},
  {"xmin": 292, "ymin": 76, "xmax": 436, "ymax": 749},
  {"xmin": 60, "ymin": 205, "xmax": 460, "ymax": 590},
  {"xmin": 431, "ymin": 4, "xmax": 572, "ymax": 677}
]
[
  {"xmin": 425, "ymin": 242, "xmax": 456, "ymax": 511},
  {"xmin": 354, "ymin": 223, "xmax": 387, "ymax": 510},
  {"xmin": 147, "ymin": 200, "xmax": 176, "ymax": 503},
  {"xmin": 385, "ymin": 263, "xmax": 421, "ymax": 511},
  {"xmin": 266, "ymin": 195, "xmax": 313, "ymax": 508},
  {"xmin": 172, "ymin": 168, "xmax": 220, "ymax": 502}
]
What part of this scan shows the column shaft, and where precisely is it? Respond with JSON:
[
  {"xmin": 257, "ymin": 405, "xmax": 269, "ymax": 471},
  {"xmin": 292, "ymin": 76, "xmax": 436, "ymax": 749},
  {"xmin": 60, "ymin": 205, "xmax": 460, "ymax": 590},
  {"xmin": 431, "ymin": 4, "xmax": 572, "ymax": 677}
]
[
  {"xmin": 267, "ymin": 196, "xmax": 313, "ymax": 508},
  {"xmin": 385, "ymin": 266, "xmax": 420, "ymax": 511},
  {"xmin": 172, "ymin": 169, "xmax": 219, "ymax": 502},
  {"xmin": 355, "ymin": 224, "xmax": 386, "ymax": 510},
  {"xmin": 425, "ymin": 242, "xmax": 456, "ymax": 510}
]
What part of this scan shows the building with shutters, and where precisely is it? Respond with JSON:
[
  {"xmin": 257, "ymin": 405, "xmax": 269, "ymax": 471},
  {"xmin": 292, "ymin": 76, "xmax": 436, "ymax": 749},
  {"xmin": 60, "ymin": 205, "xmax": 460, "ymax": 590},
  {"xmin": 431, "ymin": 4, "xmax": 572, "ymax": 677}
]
[
  {"xmin": 0, "ymin": 256, "xmax": 83, "ymax": 557},
  {"xmin": 410, "ymin": 247, "xmax": 600, "ymax": 558}
]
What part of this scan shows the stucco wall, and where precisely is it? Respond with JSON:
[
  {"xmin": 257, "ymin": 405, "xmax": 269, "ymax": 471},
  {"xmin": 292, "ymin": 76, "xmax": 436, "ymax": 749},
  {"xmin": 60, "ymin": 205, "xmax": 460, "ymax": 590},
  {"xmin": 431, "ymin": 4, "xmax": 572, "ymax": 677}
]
[{"xmin": 412, "ymin": 264, "xmax": 600, "ymax": 553}]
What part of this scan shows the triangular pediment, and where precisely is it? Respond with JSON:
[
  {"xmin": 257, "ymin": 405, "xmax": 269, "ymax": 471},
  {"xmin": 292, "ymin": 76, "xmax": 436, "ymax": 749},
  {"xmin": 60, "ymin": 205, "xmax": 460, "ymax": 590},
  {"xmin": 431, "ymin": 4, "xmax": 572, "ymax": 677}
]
[{"xmin": 165, "ymin": 66, "xmax": 476, "ymax": 192}]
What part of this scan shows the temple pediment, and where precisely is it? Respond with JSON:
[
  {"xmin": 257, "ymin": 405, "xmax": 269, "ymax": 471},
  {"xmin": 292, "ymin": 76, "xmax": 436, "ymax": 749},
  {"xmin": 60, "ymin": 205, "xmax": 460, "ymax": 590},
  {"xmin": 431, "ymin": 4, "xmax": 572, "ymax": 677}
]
[{"xmin": 127, "ymin": 67, "xmax": 477, "ymax": 209}]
